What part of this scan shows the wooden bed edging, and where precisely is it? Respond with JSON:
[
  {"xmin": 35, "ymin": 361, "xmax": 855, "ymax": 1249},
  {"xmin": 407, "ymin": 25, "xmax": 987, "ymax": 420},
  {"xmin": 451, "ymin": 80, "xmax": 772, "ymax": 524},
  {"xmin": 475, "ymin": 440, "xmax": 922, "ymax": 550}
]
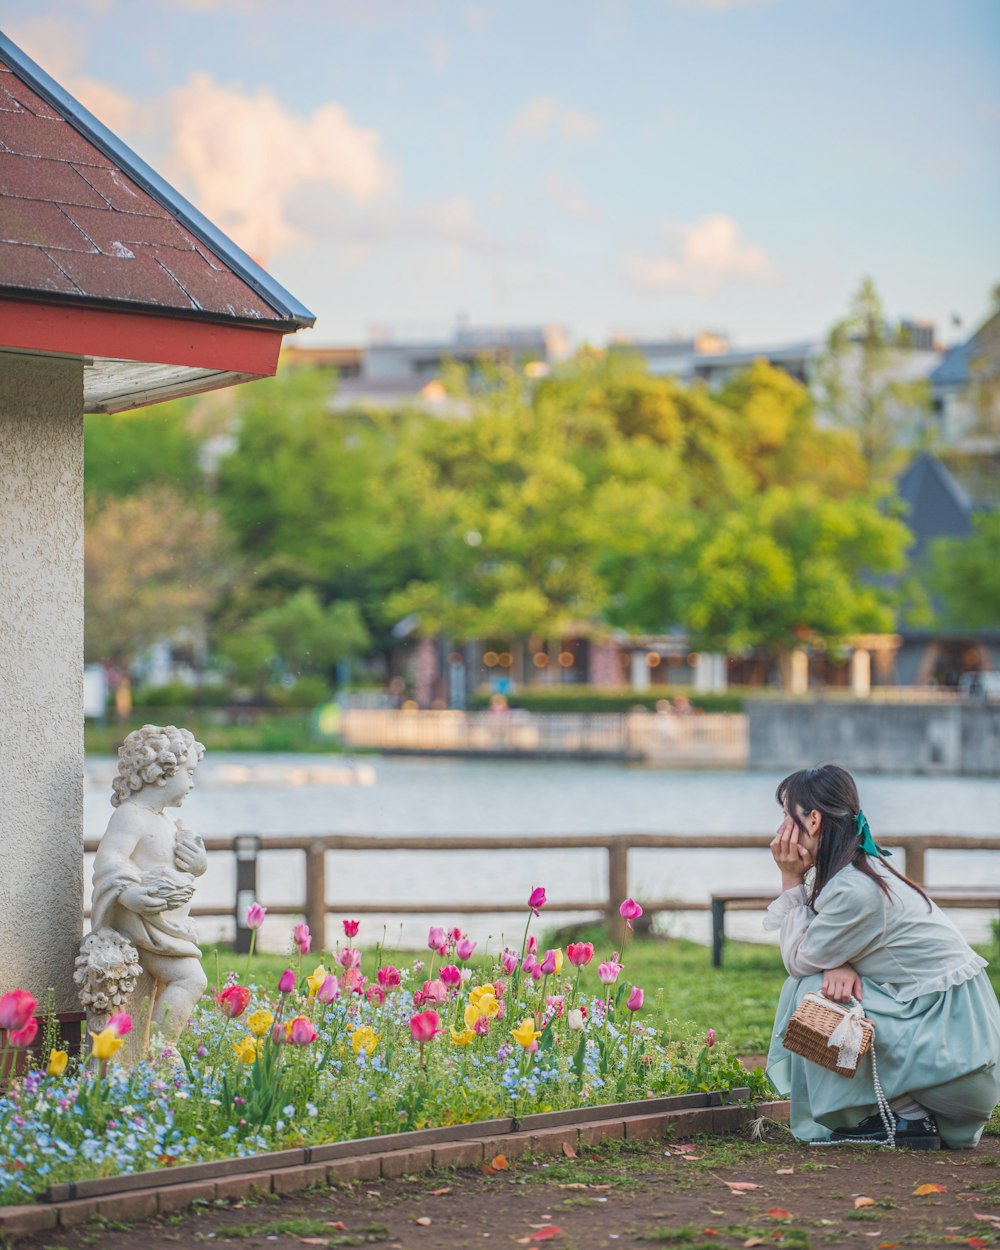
[{"xmin": 0, "ymin": 1090, "xmax": 786, "ymax": 1243}]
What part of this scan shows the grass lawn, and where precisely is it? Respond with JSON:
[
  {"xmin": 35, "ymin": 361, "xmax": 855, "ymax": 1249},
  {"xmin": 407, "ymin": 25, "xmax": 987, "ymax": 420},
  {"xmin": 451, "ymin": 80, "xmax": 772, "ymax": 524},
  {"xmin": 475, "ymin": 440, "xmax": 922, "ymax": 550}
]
[{"xmin": 205, "ymin": 929, "xmax": 1000, "ymax": 1056}]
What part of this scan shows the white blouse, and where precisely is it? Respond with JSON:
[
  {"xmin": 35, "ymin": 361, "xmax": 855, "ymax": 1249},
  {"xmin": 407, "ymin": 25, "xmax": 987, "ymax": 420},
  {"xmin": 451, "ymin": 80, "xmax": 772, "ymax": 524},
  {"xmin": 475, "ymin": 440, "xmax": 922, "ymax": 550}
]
[{"xmin": 763, "ymin": 860, "xmax": 987, "ymax": 1002}]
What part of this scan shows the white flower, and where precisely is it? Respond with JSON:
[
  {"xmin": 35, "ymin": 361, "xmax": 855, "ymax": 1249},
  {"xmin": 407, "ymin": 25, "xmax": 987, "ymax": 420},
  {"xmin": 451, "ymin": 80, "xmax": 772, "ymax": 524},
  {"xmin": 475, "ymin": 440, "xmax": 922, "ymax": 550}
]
[
  {"xmin": 567, "ymin": 1009, "xmax": 585, "ymax": 1032},
  {"xmin": 460, "ymin": 968, "xmax": 473, "ymax": 985}
]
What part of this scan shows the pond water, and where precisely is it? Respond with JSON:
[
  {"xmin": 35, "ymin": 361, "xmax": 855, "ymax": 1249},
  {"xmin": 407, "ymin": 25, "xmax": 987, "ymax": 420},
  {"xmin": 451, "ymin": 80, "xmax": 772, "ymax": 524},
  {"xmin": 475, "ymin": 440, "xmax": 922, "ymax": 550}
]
[{"xmin": 83, "ymin": 755, "xmax": 1000, "ymax": 951}]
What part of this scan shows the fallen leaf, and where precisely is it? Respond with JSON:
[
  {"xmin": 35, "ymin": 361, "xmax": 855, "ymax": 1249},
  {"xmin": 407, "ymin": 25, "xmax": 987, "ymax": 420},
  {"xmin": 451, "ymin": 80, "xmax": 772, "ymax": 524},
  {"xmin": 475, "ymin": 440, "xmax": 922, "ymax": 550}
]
[
  {"xmin": 297, "ymin": 1241, "xmax": 329, "ymax": 1247},
  {"xmin": 913, "ymin": 1183, "xmax": 947, "ymax": 1196},
  {"xmin": 854, "ymin": 1197, "xmax": 876, "ymax": 1209},
  {"xmin": 709, "ymin": 1208, "xmax": 725, "ymax": 1215},
  {"xmin": 558, "ymin": 1183, "xmax": 588, "ymax": 1190},
  {"xmin": 674, "ymin": 1142, "xmax": 697, "ymax": 1152},
  {"xmin": 776, "ymin": 1167, "xmax": 795, "ymax": 1175},
  {"xmin": 743, "ymin": 1240, "xmax": 765, "ymax": 1248},
  {"xmin": 481, "ymin": 1163, "xmax": 495, "ymax": 1175},
  {"xmin": 325, "ymin": 1224, "xmax": 346, "ymax": 1232},
  {"xmin": 726, "ymin": 1181, "xmax": 761, "ymax": 1191},
  {"xmin": 973, "ymin": 1213, "xmax": 1000, "ymax": 1223},
  {"xmin": 767, "ymin": 1207, "xmax": 792, "ymax": 1220},
  {"xmin": 877, "ymin": 1243, "xmax": 898, "ymax": 1249},
  {"xmin": 430, "ymin": 1187, "xmax": 451, "ymax": 1196},
  {"xmin": 533, "ymin": 1231, "xmax": 563, "ymax": 1243},
  {"xmin": 365, "ymin": 1190, "xmax": 380, "ymax": 1198},
  {"xmin": 704, "ymin": 1229, "xmax": 718, "ymax": 1235},
  {"xmin": 561, "ymin": 1141, "xmax": 578, "ymax": 1159},
  {"xmin": 680, "ymin": 1154, "xmax": 703, "ymax": 1161},
  {"xmin": 491, "ymin": 1153, "xmax": 509, "ymax": 1171},
  {"xmin": 414, "ymin": 1217, "xmax": 431, "ymax": 1227},
  {"xmin": 967, "ymin": 1240, "xmax": 989, "ymax": 1250}
]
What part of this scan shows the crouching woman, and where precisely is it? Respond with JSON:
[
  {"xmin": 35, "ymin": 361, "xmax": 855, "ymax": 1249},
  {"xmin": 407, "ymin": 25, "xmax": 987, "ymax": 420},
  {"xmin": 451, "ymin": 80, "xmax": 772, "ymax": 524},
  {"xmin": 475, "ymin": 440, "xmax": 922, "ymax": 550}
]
[{"xmin": 764, "ymin": 764, "xmax": 1000, "ymax": 1149}]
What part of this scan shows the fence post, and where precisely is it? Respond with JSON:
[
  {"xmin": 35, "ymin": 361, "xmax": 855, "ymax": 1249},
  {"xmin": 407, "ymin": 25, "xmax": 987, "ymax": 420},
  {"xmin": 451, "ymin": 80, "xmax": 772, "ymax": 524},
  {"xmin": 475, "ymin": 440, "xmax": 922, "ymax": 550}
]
[
  {"xmin": 233, "ymin": 835, "xmax": 260, "ymax": 954},
  {"xmin": 607, "ymin": 839, "xmax": 630, "ymax": 933},
  {"xmin": 906, "ymin": 840, "xmax": 926, "ymax": 885},
  {"xmin": 305, "ymin": 843, "xmax": 327, "ymax": 951}
]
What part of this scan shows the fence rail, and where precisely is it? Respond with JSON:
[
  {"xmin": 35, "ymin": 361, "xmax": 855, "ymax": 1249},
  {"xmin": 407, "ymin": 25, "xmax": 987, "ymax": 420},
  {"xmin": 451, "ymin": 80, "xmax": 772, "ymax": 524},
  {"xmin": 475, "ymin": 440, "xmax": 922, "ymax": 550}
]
[{"xmin": 82, "ymin": 832, "xmax": 1000, "ymax": 953}]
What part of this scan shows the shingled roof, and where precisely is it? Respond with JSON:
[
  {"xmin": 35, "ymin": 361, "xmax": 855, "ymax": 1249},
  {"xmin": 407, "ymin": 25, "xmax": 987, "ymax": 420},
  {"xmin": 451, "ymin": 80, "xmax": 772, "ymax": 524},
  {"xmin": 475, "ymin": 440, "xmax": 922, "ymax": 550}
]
[{"xmin": 0, "ymin": 33, "xmax": 313, "ymax": 411}]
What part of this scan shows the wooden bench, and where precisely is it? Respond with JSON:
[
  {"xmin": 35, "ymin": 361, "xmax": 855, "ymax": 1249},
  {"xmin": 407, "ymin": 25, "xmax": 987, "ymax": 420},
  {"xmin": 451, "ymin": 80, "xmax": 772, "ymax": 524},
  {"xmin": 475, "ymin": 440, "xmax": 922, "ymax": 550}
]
[{"xmin": 710, "ymin": 887, "xmax": 1000, "ymax": 968}]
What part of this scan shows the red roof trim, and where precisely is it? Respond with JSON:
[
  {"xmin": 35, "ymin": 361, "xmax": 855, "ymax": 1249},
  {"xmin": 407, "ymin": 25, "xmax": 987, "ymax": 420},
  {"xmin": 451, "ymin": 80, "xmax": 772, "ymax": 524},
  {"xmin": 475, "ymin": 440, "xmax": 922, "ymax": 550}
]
[{"xmin": 0, "ymin": 297, "xmax": 283, "ymax": 375}]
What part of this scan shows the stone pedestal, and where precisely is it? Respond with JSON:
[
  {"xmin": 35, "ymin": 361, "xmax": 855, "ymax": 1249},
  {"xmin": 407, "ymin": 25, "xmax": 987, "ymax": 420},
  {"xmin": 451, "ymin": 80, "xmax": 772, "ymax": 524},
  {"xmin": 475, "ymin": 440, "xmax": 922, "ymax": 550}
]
[{"xmin": 0, "ymin": 354, "xmax": 84, "ymax": 1009}]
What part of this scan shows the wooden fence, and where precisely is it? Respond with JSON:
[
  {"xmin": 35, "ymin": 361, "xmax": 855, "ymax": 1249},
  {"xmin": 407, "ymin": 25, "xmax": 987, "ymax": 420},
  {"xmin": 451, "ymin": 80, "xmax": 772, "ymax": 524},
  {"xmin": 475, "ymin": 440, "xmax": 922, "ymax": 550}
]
[{"xmin": 83, "ymin": 832, "xmax": 1000, "ymax": 953}]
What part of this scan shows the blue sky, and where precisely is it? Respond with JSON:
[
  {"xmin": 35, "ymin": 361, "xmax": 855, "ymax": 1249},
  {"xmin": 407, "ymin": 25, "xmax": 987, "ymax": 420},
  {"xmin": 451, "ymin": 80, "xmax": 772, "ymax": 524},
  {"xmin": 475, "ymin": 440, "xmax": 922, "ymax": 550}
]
[{"xmin": 5, "ymin": 0, "xmax": 999, "ymax": 349}]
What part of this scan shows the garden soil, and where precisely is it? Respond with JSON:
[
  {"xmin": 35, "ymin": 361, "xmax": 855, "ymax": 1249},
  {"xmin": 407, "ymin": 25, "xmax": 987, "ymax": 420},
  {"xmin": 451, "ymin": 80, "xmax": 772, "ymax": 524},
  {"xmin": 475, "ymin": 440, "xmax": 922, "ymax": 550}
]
[{"xmin": 15, "ymin": 1124, "xmax": 1000, "ymax": 1250}]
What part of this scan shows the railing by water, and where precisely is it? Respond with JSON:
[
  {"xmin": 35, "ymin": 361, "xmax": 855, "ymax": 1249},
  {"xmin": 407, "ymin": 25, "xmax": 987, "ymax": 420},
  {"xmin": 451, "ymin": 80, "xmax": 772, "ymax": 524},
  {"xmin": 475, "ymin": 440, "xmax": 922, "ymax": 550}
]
[{"xmin": 82, "ymin": 831, "xmax": 1000, "ymax": 953}]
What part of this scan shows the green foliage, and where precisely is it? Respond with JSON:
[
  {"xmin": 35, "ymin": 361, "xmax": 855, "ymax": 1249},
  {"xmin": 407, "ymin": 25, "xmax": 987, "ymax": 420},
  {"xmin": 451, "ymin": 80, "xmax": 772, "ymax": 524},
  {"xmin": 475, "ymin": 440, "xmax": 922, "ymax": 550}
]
[
  {"xmin": 84, "ymin": 399, "xmax": 204, "ymax": 498},
  {"xmin": 929, "ymin": 507, "xmax": 1000, "ymax": 628},
  {"xmin": 469, "ymin": 686, "xmax": 745, "ymax": 714}
]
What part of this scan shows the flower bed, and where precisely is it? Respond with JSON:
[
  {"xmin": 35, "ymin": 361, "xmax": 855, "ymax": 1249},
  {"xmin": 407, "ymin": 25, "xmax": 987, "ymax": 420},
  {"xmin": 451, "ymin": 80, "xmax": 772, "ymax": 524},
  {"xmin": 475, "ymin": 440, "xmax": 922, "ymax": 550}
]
[{"xmin": 0, "ymin": 890, "xmax": 768, "ymax": 1205}]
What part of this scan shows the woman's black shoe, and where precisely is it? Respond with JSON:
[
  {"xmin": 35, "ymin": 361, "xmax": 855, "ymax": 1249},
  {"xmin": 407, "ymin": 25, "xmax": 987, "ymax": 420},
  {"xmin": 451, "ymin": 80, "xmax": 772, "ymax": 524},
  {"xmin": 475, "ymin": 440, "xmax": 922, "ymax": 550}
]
[{"xmin": 830, "ymin": 1111, "xmax": 940, "ymax": 1149}]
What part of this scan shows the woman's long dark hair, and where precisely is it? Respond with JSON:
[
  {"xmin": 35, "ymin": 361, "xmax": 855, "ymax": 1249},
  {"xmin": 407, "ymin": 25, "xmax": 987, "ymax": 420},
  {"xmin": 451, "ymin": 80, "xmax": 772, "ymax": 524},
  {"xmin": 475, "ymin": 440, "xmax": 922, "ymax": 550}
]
[{"xmin": 776, "ymin": 764, "xmax": 930, "ymax": 910}]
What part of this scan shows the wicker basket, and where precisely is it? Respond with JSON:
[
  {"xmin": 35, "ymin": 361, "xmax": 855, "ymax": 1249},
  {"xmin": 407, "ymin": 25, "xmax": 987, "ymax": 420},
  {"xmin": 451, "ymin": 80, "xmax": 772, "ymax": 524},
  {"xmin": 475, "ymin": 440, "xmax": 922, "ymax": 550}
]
[{"xmin": 783, "ymin": 993, "xmax": 874, "ymax": 1078}]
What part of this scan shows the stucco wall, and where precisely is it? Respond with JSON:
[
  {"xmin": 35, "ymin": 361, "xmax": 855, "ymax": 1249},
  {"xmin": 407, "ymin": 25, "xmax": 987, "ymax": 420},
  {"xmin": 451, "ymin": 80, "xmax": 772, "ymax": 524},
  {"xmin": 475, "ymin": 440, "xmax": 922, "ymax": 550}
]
[
  {"xmin": 748, "ymin": 700, "xmax": 1000, "ymax": 776},
  {"xmin": 0, "ymin": 353, "xmax": 84, "ymax": 1009}
]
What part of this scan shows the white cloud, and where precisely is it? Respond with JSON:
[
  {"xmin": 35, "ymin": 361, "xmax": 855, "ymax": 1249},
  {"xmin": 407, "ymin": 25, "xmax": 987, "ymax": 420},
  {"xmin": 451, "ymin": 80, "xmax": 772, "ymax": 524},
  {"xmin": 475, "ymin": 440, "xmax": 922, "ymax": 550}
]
[
  {"xmin": 167, "ymin": 73, "xmax": 393, "ymax": 257},
  {"xmin": 631, "ymin": 213, "xmax": 771, "ymax": 291},
  {"xmin": 542, "ymin": 174, "xmax": 605, "ymax": 225},
  {"xmin": 505, "ymin": 95, "xmax": 601, "ymax": 145}
]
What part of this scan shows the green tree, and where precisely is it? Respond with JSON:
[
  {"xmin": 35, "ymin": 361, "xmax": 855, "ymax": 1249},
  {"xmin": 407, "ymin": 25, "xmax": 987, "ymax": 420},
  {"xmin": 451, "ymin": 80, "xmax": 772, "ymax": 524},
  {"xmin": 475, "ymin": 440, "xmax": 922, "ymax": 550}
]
[
  {"xmin": 814, "ymin": 277, "xmax": 932, "ymax": 482},
  {"xmin": 84, "ymin": 399, "xmax": 204, "ymax": 498},
  {"xmin": 928, "ymin": 509, "xmax": 1000, "ymax": 628}
]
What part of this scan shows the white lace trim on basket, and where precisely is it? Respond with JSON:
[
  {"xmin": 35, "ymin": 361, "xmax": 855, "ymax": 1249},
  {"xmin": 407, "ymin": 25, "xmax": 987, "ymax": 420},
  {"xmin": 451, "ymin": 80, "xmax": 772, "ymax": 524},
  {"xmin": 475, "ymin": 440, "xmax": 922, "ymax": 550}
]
[{"xmin": 799, "ymin": 992, "xmax": 872, "ymax": 1070}]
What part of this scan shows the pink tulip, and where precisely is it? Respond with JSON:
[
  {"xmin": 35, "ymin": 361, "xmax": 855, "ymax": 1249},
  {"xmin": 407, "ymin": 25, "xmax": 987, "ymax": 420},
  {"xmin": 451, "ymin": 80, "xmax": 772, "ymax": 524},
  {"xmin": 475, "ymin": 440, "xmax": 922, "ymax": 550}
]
[
  {"xmin": 343, "ymin": 919, "xmax": 360, "ymax": 937},
  {"xmin": 619, "ymin": 898, "xmax": 644, "ymax": 930},
  {"xmin": 473, "ymin": 1014, "xmax": 491, "ymax": 1036},
  {"xmin": 9, "ymin": 1017, "xmax": 38, "ymax": 1049},
  {"xmin": 421, "ymin": 978, "xmax": 448, "ymax": 1005},
  {"xmin": 566, "ymin": 942, "xmax": 595, "ymax": 967},
  {"xmin": 501, "ymin": 949, "xmax": 518, "ymax": 975},
  {"xmin": 492, "ymin": 980, "xmax": 505, "ymax": 999},
  {"xmin": 627, "ymin": 986, "xmax": 644, "ymax": 1012},
  {"xmin": 365, "ymin": 984, "xmax": 386, "ymax": 1006},
  {"xmin": 547, "ymin": 995, "xmax": 565, "ymax": 1015},
  {"xmin": 531, "ymin": 964, "xmax": 543, "ymax": 981},
  {"xmin": 342, "ymin": 967, "xmax": 365, "ymax": 994},
  {"xmin": 0, "ymin": 990, "xmax": 36, "ymax": 1031},
  {"xmin": 455, "ymin": 938, "xmax": 477, "ymax": 961},
  {"xmin": 337, "ymin": 947, "xmax": 362, "ymax": 970},
  {"xmin": 448, "ymin": 926, "xmax": 462, "ymax": 944},
  {"xmin": 377, "ymin": 965, "xmax": 401, "ymax": 990},
  {"xmin": 288, "ymin": 1015, "xmax": 318, "ymax": 1045},
  {"xmin": 528, "ymin": 886, "xmax": 547, "ymax": 916},
  {"xmin": 706, "ymin": 1028, "xmax": 716, "ymax": 1048},
  {"xmin": 318, "ymin": 974, "xmax": 340, "ymax": 1004},
  {"xmin": 215, "ymin": 986, "xmax": 251, "ymax": 1019},
  {"xmin": 245, "ymin": 902, "xmax": 266, "ymax": 930},
  {"xmin": 526, "ymin": 935, "xmax": 538, "ymax": 956},
  {"xmin": 270, "ymin": 1023, "xmax": 286, "ymax": 1046},
  {"xmin": 521, "ymin": 954, "xmax": 538, "ymax": 975},
  {"xmin": 427, "ymin": 926, "xmax": 447, "ymax": 952},
  {"xmin": 597, "ymin": 960, "xmax": 623, "ymax": 985},
  {"xmin": 107, "ymin": 1012, "xmax": 133, "ymax": 1036},
  {"xmin": 409, "ymin": 1009, "xmax": 444, "ymax": 1042},
  {"xmin": 539, "ymin": 950, "xmax": 558, "ymax": 976},
  {"xmin": 439, "ymin": 965, "xmax": 461, "ymax": 988},
  {"xmin": 278, "ymin": 968, "xmax": 296, "ymax": 995},
  {"xmin": 292, "ymin": 922, "xmax": 312, "ymax": 955}
]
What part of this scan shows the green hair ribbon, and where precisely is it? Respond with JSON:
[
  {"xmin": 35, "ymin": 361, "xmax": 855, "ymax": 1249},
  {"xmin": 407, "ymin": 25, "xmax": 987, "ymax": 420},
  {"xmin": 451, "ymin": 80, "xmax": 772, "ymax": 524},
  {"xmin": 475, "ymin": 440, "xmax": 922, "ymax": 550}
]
[{"xmin": 856, "ymin": 810, "xmax": 891, "ymax": 859}]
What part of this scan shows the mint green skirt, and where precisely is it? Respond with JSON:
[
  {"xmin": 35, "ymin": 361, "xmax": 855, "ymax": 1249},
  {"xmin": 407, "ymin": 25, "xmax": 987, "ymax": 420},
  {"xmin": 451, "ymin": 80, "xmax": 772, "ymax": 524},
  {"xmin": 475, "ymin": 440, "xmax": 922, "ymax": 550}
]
[{"xmin": 767, "ymin": 970, "xmax": 1000, "ymax": 1148}]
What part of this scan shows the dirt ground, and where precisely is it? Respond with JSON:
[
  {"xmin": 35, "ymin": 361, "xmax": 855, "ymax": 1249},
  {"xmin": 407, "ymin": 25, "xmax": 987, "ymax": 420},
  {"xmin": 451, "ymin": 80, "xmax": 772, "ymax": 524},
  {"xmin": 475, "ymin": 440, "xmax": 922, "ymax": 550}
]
[{"xmin": 15, "ymin": 1123, "xmax": 1000, "ymax": 1250}]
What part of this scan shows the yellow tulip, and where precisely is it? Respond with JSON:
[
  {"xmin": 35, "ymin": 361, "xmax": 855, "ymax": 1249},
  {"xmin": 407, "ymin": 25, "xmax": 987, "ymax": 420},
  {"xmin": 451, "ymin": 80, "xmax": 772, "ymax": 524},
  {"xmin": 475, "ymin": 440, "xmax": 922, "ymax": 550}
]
[
  {"xmin": 469, "ymin": 985, "xmax": 500, "ymax": 1014},
  {"xmin": 552, "ymin": 948, "xmax": 564, "ymax": 975},
  {"xmin": 90, "ymin": 1028, "xmax": 124, "ymax": 1061},
  {"xmin": 351, "ymin": 1025, "xmax": 379, "ymax": 1056},
  {"xmin": 233, "ymin": 1035, "xmax": 259, "ymax": 1064},
  {"xmin": 47, "ymin": 1049, "xmax": 68, "ymax": 1077},
  {"xmin": 305, "ymin": 965, "xmax": 328, "ymax": 999},
  {"xmin": 247, "ymin": 1009, "xmax": 274, "ymax": 1038},
  {"xmin": 512, "ymin": 1017, "xmax": 541, "ymax": 1049},
  {"xmin": 450, "ymin": 1025, "xmax": 476, "ymax": 1046},
  {"xmin": 464, "ymin": 1003, "xmax": 481, "ymax": 1029}
]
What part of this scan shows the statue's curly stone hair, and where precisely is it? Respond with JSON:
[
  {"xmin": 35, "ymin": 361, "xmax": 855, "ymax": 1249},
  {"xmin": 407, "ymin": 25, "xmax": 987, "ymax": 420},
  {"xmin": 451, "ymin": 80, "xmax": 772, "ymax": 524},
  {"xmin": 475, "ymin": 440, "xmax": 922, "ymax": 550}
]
[{"xmin": 111, "ymin": 724, "xmax": 205, "ymax": 808}]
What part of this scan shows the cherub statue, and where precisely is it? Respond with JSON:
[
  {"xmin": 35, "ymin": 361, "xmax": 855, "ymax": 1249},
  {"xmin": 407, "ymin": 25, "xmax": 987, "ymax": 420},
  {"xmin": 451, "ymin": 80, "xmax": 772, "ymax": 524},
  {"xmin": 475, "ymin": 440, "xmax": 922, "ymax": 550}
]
[{"xmin": 82, "ymin": 725, "xmax": 209, "ymax": 1057}]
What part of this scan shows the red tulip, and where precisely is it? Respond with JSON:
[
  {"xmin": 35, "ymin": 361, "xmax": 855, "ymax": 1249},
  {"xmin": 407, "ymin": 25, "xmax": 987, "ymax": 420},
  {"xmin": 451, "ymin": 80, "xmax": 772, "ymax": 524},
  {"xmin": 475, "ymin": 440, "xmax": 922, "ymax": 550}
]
[
  {"xmin": 216, "ymin": 986, "xmax": 251, "ymax": 1019},
  {"xmin": 9, "ymin": 1017, "xmax": 38, "ymax": 1049},
  {"xmin": 528, "ymin": 886, "xmax": 547, "ymax": 916},
  {"xmin": 439, "ymin": 965, "xmax": 461, "ymax": 988},
  {"xmin": 567, "ymin": 942, "xmax": 595, "ymax": 967},
  {"xmin": 288, "ymin": 1016, "xmax": 318, "ymax": 1045},
  {"xmin": 343, "ymin": 919, "xmax": 360, "ymax": 937},
  {"xmin": 107, "ymin": 1013, "xmax": 133, "ymax": 1037},
  {"xmin": 0, "ymin": 990, "xmax": 36, "ymax": 1031},
  {"xmin": 409, "ymin": 1009, "xmax": 443, "ymax": 1042},
  {"xmin": 377, "ymin": 965, "xmax": 401, "ymax": 990}
]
